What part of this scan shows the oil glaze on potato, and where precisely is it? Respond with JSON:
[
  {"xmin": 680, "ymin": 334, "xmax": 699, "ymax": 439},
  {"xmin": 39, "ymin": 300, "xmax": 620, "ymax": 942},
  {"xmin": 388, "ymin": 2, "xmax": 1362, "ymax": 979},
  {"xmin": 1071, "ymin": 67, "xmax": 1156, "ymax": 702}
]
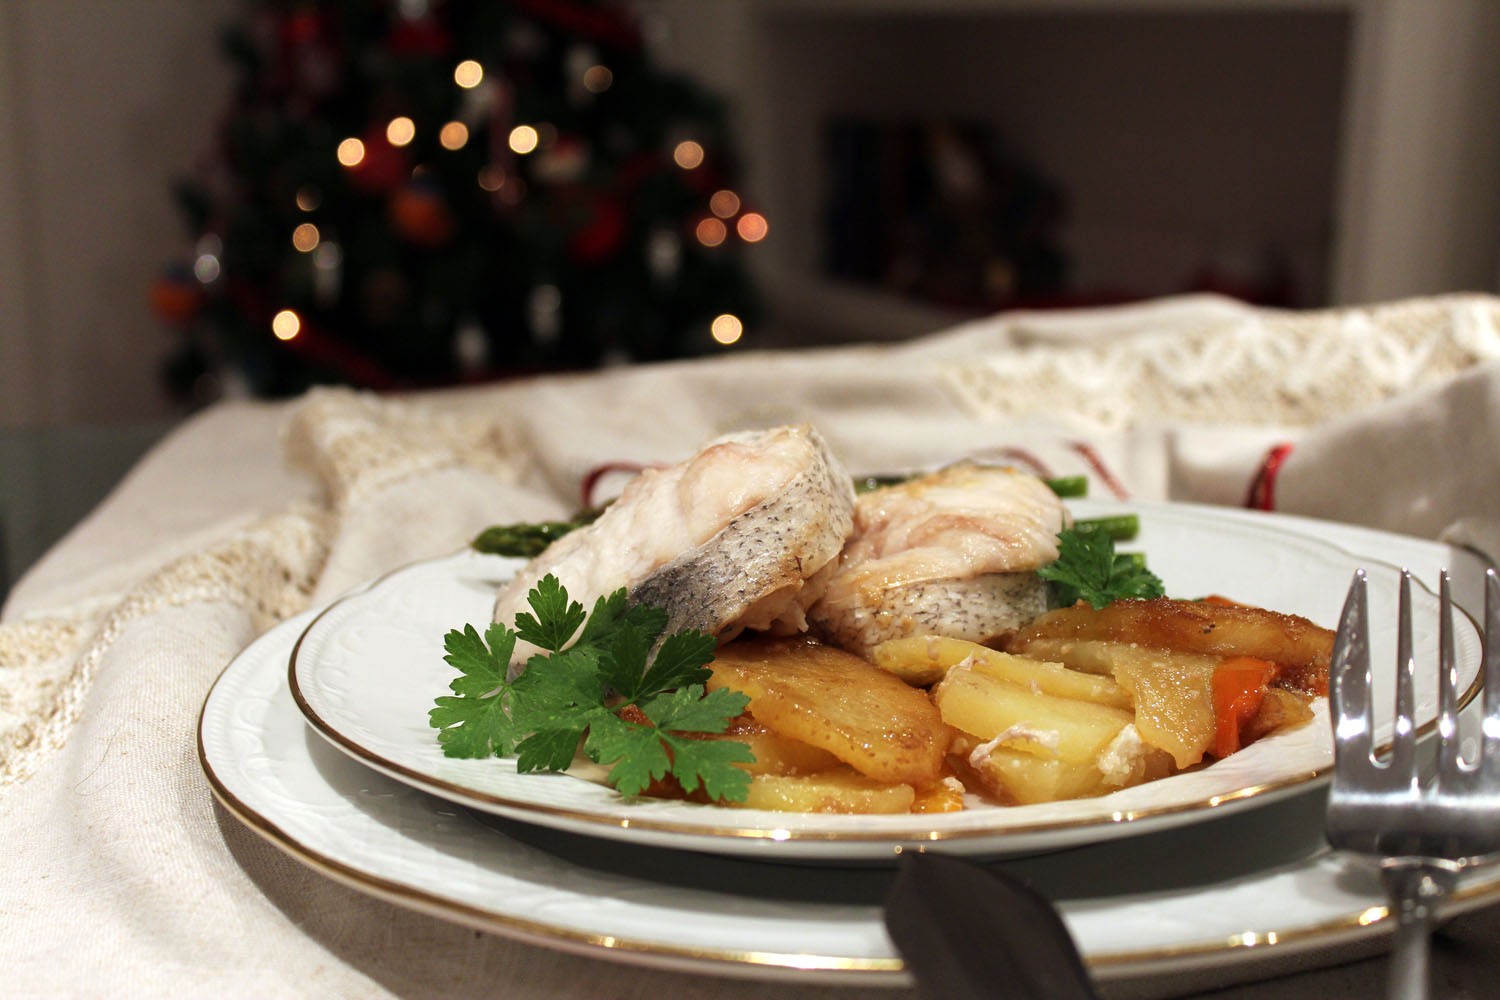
[
  {"xmin": 932, "ymin": 663, "xmax": 1133, "ymax": 766},
  {"xmin": 735, "ymin": 766, "xmax": 917, "ymax": 814},
  {"xmin": 707, "ymin": 636, "xmax": 950, "ymax": 787},
  {"xmin": 1008, "ymin": 597, "xmax": 1333, "ymax": 693}
]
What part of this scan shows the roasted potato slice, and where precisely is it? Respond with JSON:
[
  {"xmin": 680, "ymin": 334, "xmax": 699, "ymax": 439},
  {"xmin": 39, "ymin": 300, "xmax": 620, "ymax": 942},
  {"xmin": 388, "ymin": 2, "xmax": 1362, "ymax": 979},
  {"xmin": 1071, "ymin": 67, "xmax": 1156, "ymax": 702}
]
[
  {"xmin": 720, "ymin": 716, "xmax": 843, "ymax": 776},
  {"xmin": 932, "ymin": 662, "xmax": 1133, "ymax": 766},
  {"xmin": 735, "ymin": 766, "xmax": 916, "ymax": 814},
  {"xmin": 1007, "ymin": 597, "xmax": 1333, "ymax": 694},
  {"xmin": 951, "ymin": 731, "xmax": 1107, "ymax": 804},
  {"xmin": 708, "ymin": 636, "xmax": 951, "ymax": 787},
  {"xmin": 872, "ymin": 635, "xmax": 1131, "ymax": 709}
]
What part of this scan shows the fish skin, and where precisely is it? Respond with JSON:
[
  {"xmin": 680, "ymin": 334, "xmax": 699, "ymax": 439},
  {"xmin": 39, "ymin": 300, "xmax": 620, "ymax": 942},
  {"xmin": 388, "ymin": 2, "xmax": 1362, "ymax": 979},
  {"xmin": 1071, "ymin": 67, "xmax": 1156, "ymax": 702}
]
[
  {"xmin": 493, "ymin": 424, "xmax": 856, "ymax": 657},
  {"xmin": 815, "ymin": 572, "xmax": 1051, "ymax": 659},
  {"xmin": 809, "ymin": 463, "xmax": 1067, "ymax": 658}
]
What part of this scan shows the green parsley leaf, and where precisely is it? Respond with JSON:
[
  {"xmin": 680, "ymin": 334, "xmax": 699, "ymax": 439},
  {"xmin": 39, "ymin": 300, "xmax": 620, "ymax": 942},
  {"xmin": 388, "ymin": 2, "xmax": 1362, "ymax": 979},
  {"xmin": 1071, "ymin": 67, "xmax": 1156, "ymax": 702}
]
[
  {"xmin": 514, "ymin": 574, "xmax": 587, "ymax": 652},
  {"xmin": 428, "ymin": 623, "xmax": 525, "ymax": 758},
  {"xmin": 578, "ymin": 588, "xmax": 667, "ymax": 648},
  {"xmin": 430, "ymin": 575, "xmax": 755, "ymax": 802},
  {"xmin": 1038, "ymin": 523, "xmax": 1165, "ymax": 609},
  {"xmin": 642, "ymin": 683, "xmax": 751, "ymax": 736},
  {"xmin": 637, "ymin": 630, "xmax": 719, "ymax": 697}
]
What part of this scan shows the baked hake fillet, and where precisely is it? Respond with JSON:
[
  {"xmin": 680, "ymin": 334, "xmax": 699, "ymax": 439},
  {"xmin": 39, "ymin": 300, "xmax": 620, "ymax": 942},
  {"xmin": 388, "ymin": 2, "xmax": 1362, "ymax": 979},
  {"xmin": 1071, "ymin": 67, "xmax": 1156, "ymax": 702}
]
[
  {"xmin": 808, "ymin": 463, "xmax": 1067, "ymax": 659},
  {"xmin": 493, "ymin": 424, "xmax": 856, "ymax": 658}
]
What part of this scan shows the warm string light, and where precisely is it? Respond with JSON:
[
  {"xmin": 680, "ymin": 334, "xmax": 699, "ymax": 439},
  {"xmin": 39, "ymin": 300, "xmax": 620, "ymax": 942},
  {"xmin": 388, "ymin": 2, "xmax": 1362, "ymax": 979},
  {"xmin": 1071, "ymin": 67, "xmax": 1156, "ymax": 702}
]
[
  {"xmin": 673, "ymin": 140, "xmax": 704, "ymax": 169},
  {"xmin": 439, "ymin": 121, "xmax": 469, "ymax": 150},
  {"xmin": 271, "ymin": 309, "xmax": 301, "ymax": 341},
  {"xmin": 737, "ymin": 212, "xmax": 769, "ymax": 243},
  {"xmin": 710, "ymin": 313, "xmax": 742, "ymax": 345},
  {"xmin": 291, "ymin": 222, "xmax": 320, "ymax": 252},
  {"xmin": 386, "ymin": 116, "xmax": 416, "ymax": 147},
  {"xmin": 709, "ymin": 189, "xmax": 740, "ymax": 218},
  {"xmin": 694, "ymin": 217, "xmax": 727, "ymax": 247},
  {"xmin": 336, "ymin": 137, "xmax": 365, "ymax": 167},
  {"xmin": 509, "ymin": 124, "xmax": 539, "ymax": 155},
  {"xmin": 453, "ymin": 59, "xmax": 484, "ymax": 89}
]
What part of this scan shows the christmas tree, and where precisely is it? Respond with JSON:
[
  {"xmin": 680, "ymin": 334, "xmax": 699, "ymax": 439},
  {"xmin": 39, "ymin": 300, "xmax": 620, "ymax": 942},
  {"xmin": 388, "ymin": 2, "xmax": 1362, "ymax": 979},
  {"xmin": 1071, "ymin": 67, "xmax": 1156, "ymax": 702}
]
[{"xmin": 154, "ymin": 0, "xmax": 764, "ymax": 403}]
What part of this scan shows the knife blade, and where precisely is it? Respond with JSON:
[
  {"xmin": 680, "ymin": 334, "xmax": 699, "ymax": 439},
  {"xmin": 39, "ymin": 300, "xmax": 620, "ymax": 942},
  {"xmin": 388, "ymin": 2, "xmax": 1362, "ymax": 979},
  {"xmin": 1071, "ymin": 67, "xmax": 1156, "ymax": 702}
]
[{"xmin": 883, "ymin": 851, "xmax": 1100, "ymax": 999}]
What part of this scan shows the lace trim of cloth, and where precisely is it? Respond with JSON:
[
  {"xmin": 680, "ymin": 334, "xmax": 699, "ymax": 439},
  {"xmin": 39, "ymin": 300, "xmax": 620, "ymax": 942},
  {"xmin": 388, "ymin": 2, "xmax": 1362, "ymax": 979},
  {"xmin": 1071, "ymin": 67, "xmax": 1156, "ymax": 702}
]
[
  {"xmin": 0, "ymin": 389, "xmax": 526, "ymax": 789},
  {"xmin": 0, "ymin": 509, "xmax": 330, "ymax": 786},
  {"xmin": 941, "ymin": 295, "xmax": 1500, "ymax": 428}
]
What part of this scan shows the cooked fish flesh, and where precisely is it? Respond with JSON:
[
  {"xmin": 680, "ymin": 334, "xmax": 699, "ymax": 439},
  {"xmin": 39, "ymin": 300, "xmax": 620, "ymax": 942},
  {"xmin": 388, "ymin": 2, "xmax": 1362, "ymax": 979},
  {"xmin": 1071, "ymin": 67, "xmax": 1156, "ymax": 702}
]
[
  {"xmin": 493, "ymin": 424, "xmax": 856, "ymax": 660},
  {"xmin": 808, "ymin": 462, "xmax": 1068, "ymax": 658}
]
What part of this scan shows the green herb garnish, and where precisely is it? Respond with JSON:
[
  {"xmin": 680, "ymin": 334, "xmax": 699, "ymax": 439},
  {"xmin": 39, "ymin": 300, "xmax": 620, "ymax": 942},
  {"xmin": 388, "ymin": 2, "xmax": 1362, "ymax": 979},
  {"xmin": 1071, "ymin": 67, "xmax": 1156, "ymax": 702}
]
[
  {"xmin": 1038, "ymin": 524, "xmax": 1164, "ymax": 609},
  {"xmin": 430, "ymin": 576, "xmax": 754, "ymax": 802},
  {"xmin": 471, "ymin": 506, "xmax": 608, "ymax": 558}
]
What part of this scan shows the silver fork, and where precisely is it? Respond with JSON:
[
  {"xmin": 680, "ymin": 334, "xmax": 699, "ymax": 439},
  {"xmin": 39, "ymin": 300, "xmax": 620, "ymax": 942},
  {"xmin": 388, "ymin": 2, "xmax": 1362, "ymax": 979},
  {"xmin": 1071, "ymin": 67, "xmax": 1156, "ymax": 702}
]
[{"xmin": 1325, "ymin": 566, "xmax": 1500, "ymax": 999}]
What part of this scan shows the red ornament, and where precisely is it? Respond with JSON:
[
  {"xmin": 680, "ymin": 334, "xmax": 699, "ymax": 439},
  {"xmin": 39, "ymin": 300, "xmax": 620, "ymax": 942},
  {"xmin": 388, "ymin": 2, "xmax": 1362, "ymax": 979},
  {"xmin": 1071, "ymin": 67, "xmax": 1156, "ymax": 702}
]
[
  {"xmin": 347, "ymin": 127, "xmax": 410, "ymax": 194},
  {"xmin": 388, "ymin": 17, "xmax": 452, "ymax": 57},
  {"xmin": 567, "ymin": 191, "xmax": 627, "ymax": 263},
  {"xmin": 390, "ymin": 181, "xmax": 456, "ymax": 248},
  {"xmin": 149, "ymin": 266, "xmax": 203, "ymax": 327}
]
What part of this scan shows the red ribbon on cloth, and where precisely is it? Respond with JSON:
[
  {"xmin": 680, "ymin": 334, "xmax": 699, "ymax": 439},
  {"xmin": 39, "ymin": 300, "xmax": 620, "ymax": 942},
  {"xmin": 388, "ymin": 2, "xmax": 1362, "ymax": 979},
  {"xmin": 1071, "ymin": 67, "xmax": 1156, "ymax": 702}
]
[{"xmin": 1244, "ymin": 443, "xmax": 1295, "ymax": 511}]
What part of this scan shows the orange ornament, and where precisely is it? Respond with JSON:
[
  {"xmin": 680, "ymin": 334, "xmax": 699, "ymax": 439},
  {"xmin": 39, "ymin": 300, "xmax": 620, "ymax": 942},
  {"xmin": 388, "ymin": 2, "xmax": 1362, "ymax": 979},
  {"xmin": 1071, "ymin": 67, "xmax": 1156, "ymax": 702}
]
[{"xmin": 390, "ymin": 182, "xmax": 455, "ymax": 248}]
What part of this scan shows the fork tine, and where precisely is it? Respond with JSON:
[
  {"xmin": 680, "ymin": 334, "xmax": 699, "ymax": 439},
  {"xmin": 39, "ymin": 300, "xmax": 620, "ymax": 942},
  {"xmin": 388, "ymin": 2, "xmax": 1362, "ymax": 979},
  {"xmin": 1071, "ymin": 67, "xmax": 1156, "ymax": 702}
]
[
  {"xmin": 1434, "ymin": 571, "xmax": 1465, "ymax": 789},
  {"xmin": 1389, "ymin": 569, "xmax": 1421, "ymax": 791},
  {"xmin": 1330, "ymin": 569, "xmax": 1376, "ymax": 776},
  {"xmin": 1481, "ymin": 568, "xmax": 1500, "ymax": 784}
]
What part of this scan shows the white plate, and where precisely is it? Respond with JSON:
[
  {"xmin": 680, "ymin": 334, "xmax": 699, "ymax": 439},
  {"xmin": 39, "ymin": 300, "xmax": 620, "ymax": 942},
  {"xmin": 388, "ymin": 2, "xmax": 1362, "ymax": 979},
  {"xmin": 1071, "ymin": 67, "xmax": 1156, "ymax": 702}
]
[
  {"xmin": 201, "ymin": 580, "xmax": 1500, "ymax": 989},
  {"xmin": 287, "ymin": 500, "xmax": 1485, "ymax": 861}
]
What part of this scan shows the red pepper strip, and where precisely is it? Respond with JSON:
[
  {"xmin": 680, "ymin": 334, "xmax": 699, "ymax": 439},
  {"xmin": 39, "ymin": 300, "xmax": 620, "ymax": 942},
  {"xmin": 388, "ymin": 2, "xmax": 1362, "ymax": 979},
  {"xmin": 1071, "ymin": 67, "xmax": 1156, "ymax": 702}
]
[{"xmin": 1211, "ymin": 656, "xmax": 1280, "ymax": 758}]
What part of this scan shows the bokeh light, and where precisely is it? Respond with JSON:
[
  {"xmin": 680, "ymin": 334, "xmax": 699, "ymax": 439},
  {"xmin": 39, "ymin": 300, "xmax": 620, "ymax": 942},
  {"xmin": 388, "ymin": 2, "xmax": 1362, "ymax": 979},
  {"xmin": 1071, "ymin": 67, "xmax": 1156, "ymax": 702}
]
[
  {"xmin": 386, "ymin": 117, "xmax": 416, "ymax": 147},
  {"xmin": 583, "ymin": 64, "xmax": 613, "ymax": 93},
  {"xmin": 271, "ymin": 309, "xmax": 301, "ymax": 341},
  {"xmin": 736, "ymin": 212, "xmax": 769, "ymax": 243},
  {"xmin": 673, "ymin": 140, "xmax": 704, "ymax": 169},
  {"xmin": 509, "ymin": 125, "xmax": 540, "ymax": 155},
  {"xmin": 439, "ymin": 121, "xmax": 469, "ymax": 150},
  {"xmin": 695, "ymin": 217, "xmax": 727, "ymax": 247},
  {"xmin": 709, "ymin": 189, "xmax": 740, "ymax": 218},
  {"xmin": 336, "ymin": 138, "xmax": 366, "ymax": 167},
  {"xmin": 454, "ymin": 59, "xmax": 484, "ymax": 89},
  {"xmin": 291, "ymin": 223, "xmax": 320, "ymax": 252},
  {"xmin": 477, "ymin": 165, "xmax": 506, "ymax": 192},
  {"xmin": 711, "ymin": 313, "xmax": 743, "ymax": 345}
]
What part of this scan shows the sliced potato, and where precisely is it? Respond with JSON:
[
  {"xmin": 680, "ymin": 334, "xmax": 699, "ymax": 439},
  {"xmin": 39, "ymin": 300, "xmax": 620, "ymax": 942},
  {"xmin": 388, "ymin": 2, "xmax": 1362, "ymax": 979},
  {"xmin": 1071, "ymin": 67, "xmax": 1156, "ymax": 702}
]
[
  {"xmin": 708, "ymin": 636, "xmax": 951, "ymax": 787},
  {"xmin": 951, "ymin": 732, "xmax": 1107, "ymax": 805},
  {"xmin": 735, "ymin": 766, "xmax": 916, "ymax": 814},
  {"xmin": 873, "ymin": 635, "xmax": 1131, "ymax": 709},
  {"xmin": 1007, "ymin": 597, "xmax": 1333, "ymax": 694},
  {"xmin": 868, "ymin": 635, "xmax": 956, "ymax": 686},
  {"xmin": 1107, "ymin": 647, "xmax": 1220, "ymax": 770},
  {"xmin": 720, "ymin": 716, "xmax": 843, "ymax": 776},
  {"xmin": 932, "ymin": 663, "xmax": 1132, "ymax": 766}
]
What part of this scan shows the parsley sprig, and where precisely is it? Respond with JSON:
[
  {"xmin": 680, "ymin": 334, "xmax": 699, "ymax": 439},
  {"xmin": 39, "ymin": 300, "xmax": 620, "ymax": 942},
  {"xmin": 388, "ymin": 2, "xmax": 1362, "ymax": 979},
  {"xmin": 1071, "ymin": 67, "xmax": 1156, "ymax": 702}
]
[
  {"xmin": 429, "ymin": 576, "xmax": 754, "ymax": 802},
  {"xmin": 1038, "ymin": 524, "xmax": 1165, "ymax": 609}
]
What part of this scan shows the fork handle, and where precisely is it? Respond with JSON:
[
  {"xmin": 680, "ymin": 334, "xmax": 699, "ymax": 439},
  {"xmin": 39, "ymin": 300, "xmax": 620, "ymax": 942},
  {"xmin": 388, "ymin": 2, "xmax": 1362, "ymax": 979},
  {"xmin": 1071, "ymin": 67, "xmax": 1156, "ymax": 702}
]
[{"xmin": 1381, "ymin": 860, "xmax": 1458, "ymax": 1000}]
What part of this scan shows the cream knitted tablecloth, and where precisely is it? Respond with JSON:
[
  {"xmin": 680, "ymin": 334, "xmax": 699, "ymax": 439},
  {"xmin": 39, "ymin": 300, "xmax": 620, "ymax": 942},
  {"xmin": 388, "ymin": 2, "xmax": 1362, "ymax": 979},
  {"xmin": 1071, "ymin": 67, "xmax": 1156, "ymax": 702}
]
[{"xmin": 3, "ymin": 294, "xmax": 1499, "ymax": 998}]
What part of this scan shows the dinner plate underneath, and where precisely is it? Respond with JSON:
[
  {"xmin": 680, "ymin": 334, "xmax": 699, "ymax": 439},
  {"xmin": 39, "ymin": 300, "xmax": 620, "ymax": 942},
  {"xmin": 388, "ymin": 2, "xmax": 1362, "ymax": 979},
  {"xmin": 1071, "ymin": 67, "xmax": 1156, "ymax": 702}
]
[{"xmin": 201, "ymin": 605, "xmax": 1500, "ymax": 991}]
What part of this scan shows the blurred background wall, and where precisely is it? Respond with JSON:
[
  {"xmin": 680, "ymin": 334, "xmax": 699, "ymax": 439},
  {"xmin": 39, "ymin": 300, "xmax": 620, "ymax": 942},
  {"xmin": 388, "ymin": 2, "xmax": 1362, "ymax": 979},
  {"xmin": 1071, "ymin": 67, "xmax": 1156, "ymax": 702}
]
[
  {"xmin": 4, "ymin": 0, "xmax": 1500, "ymax": 431},
  {"xmin": 1, "ymin": 2, "xmax": 235, "ymax": 428}
]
